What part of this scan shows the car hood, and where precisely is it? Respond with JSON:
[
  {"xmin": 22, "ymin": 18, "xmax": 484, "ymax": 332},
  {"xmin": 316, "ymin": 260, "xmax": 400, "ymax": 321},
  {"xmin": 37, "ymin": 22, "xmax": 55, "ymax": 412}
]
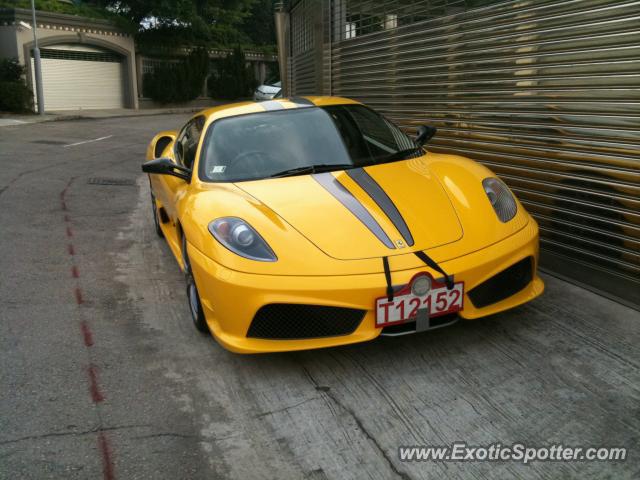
[{"xmin": 235, "ymin": 159, "xmax": 463, "ymax": 260}]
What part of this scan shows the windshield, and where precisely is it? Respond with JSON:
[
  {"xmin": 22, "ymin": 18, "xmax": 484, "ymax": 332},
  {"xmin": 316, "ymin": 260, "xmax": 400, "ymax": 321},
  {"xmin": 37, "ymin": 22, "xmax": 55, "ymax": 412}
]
[{"xmin": 199, "ymin": 104, "xmax": 419, "ymax": 182}]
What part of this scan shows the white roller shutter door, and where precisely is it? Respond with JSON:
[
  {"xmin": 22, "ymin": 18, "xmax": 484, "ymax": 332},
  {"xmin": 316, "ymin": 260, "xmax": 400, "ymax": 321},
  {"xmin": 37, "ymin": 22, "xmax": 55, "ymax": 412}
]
[{"xmin": 32, "ymin": 45, "xmax": 125, "ymax": 110}]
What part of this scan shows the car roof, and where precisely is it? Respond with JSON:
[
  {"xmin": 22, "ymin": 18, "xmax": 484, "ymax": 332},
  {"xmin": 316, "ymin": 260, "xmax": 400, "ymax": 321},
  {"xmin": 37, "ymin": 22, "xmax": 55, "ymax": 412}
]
[{"xmin": 194, "ymin": 96, "xmax": 362, "ymax": 125}]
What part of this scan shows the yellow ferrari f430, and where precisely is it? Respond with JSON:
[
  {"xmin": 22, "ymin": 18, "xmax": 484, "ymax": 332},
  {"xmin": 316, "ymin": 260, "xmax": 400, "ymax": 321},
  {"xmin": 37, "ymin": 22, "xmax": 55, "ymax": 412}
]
[{"xmin": 142, "ymin": 96, "xmax": 544, "ymax": 353}]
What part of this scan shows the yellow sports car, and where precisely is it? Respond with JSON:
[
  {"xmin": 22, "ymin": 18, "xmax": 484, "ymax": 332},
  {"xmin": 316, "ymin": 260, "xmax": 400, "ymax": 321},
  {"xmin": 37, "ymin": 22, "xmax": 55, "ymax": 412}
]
[{"xmin": 142, "ymin": 96, "xmax": 544, "ymax": 353}]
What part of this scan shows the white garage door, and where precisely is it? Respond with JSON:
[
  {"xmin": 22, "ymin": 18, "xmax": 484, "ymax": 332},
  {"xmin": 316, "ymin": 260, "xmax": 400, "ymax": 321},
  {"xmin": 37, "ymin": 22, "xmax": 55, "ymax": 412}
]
[{"xmin": 32, "ymin": 44, "xmax": 125, "ymax": 110}]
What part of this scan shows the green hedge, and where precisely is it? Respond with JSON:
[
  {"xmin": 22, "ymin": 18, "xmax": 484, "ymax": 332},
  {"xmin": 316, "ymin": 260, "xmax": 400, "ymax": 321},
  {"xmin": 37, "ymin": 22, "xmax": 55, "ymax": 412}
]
[
  {"xmin": 0, "ymin": 59, "xmax": 33, "ymax": 113},
  {"xmin": 208, "ymin": 47, "xmax": 256, "ymax": 100},
  {"xmin": 143, "ymin": 46, "xmax": 259, "ymax": 103},
  {"xmin": 143, "ymin": 48, "xmax": 209, "ymax": 104}
]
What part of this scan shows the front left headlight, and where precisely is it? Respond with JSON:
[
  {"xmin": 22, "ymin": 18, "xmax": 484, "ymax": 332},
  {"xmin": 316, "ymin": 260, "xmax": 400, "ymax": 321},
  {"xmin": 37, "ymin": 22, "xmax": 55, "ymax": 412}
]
[
  {"xmin": 482, "ymin": 177, "xmax": 517, "ymax": 223},
  {"xmin": 208, "ymin": 217, "xmax": 277, "ymax": 262}
]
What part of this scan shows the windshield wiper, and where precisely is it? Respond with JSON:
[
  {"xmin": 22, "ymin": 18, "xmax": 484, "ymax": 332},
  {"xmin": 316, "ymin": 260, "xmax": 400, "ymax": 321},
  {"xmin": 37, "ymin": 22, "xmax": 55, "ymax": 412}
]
[
  {"xmin": 375, "ymin": 147, "xmax": 424, "ymax": 164},
  {"xmin": 270, "ymin": 163, "xmax": 354, "ymax": 178}
]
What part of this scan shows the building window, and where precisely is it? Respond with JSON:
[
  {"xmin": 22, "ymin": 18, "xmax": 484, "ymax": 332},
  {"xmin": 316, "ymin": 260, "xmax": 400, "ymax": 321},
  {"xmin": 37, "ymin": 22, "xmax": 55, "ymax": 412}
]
[{"xmin": 335, "ymin": 0, "xmax": 509, "ymax": 40}]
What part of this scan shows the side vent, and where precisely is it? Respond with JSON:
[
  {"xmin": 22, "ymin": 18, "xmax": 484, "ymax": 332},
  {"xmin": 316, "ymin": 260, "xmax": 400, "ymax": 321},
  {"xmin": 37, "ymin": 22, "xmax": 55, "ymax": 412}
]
[
  {"xmin": 154, "ymin": 136, "xmax": 173, "ymax": 159},
  {"xmin": 158, "ymin": 207, "xmax": 170, "ymax": 224}
]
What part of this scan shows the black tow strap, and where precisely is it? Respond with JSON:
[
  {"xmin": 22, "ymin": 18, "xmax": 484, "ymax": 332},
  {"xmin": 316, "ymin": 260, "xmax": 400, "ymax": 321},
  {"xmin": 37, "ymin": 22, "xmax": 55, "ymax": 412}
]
[
  {"xmin": 382, "ymin": 252, "xmax": 453, "ymax": 302},
  {"xmin": 382, "ymin": 256, "xmax": 393, "ymax": 301},
  {"xmin": 414, "ymin": 251, "xmax": 454, "ymax": 290}
]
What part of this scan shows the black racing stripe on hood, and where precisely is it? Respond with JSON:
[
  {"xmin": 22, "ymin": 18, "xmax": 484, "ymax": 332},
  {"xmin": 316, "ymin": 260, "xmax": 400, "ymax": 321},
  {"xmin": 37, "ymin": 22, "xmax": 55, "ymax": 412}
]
[
  {"xmin": 312, "ymin": 172, "xmax": 395, "ymax": 250},
  {"xmin": 347, "ymin": 168, "xmax": 415, "ymax": 247},
  {"xmin": 260, "ymin": 100, "xmax": 285, "ymax": 111}
]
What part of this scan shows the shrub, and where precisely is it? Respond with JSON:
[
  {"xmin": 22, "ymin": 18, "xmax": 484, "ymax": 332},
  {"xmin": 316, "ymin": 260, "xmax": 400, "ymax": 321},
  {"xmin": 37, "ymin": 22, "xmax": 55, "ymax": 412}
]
[
  {"xmin": 0, "ymin": 81, "xmax": 34, "ymax": 113},
  {"xmin": 143, "ymin": 48, "xmax": 209, "ymax": 104},
  {"xmin": 208, "ymin": 46, "xmax": 256, "ymax": 100},
  {"xmin": 0, "ymin": 58, "xmax": 24, "ymax": 82},
  {"xmin": 0, "ymin": 59, "xmax": 33, "ymax": 112}
]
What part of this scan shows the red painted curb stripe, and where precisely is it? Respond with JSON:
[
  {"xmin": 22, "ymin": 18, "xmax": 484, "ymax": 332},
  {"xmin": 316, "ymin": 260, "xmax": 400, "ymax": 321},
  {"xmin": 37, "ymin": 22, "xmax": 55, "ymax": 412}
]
[
  {"xmin": 80, "ymin": 320, "xmax": 94, "ymax": 347},
  {"xmin": 88, "ymin": 365, "xmax": 104, "ymax": 403},
  {"xmin": 74, "ymin": 287, "xmax": 84, "ymax": 305},
  {"xmin": 62, "ymin": 177, "xmax": 116, "ymax": 480},
  {"xmin": 98, "ymin": 431, "xmax": 115, "ymax": 480}
]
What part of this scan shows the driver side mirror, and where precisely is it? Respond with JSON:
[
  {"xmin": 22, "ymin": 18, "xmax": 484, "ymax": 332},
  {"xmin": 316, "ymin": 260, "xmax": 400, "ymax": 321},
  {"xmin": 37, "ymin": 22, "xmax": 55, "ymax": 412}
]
[
  {"xmin": 415, "ymin": 125, "xmax": 437, "ymax": 147},
  {"xmin": 142, "ymin": 157, "xmax": 191, "ymax": 182}
]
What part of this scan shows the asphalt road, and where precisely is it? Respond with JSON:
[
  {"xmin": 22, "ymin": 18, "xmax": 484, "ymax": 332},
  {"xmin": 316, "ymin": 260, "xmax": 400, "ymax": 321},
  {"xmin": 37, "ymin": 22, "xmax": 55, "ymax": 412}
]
[{"xmin": 1, "ymin": 115, "xmax": 639, "ymax": 480}]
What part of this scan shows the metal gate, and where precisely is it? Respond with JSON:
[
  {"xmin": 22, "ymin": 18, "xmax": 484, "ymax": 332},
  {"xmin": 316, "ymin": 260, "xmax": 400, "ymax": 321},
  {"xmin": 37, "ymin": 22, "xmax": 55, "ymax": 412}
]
[
  {"xmin": 289, "ymin": 0, "xmax": 320, "ymax": 94},
  {"xmin": 285, "ymin": 0, "xmax": 640, "ymax": 307}
]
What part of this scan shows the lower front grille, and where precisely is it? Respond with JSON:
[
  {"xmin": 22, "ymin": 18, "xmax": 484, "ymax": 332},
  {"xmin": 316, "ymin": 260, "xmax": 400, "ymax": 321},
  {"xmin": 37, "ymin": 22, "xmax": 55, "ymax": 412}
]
[
  {"xmin": 247, "ymin": 304, "xmax": 366, "ymax": 340},
  {"xmin": 380, "ymin": 313, "xmax": 459, "ymax": 336},
  {"xmin": 468, "ymin": 257, "xmax": 534, "ymax": 309}
]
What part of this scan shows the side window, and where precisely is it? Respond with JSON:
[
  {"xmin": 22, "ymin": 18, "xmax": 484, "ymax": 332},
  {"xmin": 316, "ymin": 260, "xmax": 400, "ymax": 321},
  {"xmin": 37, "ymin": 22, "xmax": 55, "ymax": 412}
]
[
  {"xmin": 325, "ymin": 107, "xmax": 370, "ymax": 164},
  {"xmin": 348, "ymin": 106, "xmax": 414, "ymax": 154},
  {"xmin": 175, "ymin": 116, "xmax": 206, "ymax": 170}
]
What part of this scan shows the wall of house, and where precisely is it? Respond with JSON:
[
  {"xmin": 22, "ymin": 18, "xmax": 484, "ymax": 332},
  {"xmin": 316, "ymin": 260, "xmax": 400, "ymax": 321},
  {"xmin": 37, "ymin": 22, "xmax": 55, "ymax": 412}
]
[{"xmin": 0, "ymin": 25, "xmax": 19, "ymax": 58}]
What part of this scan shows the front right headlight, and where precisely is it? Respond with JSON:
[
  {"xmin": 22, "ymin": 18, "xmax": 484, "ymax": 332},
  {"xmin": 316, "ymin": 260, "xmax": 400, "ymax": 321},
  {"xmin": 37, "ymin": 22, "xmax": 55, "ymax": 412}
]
[
  {"xmin": 482, "ymin": 177, "xmax": 517, "ymax": 223},
  {"xmin": 208, "ymin": 217, "xmax": 277, "ymax": 262}
]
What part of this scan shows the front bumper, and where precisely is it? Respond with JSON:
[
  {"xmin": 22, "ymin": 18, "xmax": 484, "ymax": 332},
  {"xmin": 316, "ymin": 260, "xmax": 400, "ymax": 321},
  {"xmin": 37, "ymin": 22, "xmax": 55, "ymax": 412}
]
[{"xmin": 188, "ymin": 220, "xmax": 544, "ymax": 353}]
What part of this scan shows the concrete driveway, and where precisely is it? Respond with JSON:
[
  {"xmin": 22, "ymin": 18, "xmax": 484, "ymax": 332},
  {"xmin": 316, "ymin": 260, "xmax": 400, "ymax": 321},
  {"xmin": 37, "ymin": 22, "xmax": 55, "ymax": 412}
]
[{"xmin": 1, "ymin": 115, "xmax": 638, "ymax": 479}]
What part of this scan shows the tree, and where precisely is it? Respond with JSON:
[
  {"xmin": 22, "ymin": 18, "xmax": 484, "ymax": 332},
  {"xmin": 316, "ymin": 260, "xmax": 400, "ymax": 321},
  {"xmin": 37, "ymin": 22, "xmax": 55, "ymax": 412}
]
[
  {"xmin": 143, "ymin": 48, "xmax": 209, "ymax": 103},
  {"xmin": 3, "ymin": 0, "xmax": 276, "ymax": 49},
  {"xmin": 239, "ymin": 0, "xmax": 276, "ymax": 46},
  {"xmin": 90, "ymin": 0, "xmax": 258, "ymax": 46},
  {"xmin": 208, "ymin": 46, "xmax": 256, "ymax": 99},
  {"xmin": 0, "ymin": 58, "xmax": 33, "ymax": 112}
]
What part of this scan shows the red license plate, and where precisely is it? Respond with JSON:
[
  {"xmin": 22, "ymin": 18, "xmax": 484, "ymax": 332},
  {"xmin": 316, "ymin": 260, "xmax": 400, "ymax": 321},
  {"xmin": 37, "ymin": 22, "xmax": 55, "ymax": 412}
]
[{"xmin": 375, "ymin": 275, "xmax": 464, "ymax": 328}]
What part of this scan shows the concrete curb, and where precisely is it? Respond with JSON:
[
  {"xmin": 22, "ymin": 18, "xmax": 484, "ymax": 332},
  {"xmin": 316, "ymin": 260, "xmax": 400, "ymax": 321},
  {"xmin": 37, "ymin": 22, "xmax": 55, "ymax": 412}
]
[
  {"xmin": 50, "ymin": 108, "xmax": 204, "ymax": 122},
  {"xmin": 0, "ymin": 106, "xmax": 211, "ymax": 127}
]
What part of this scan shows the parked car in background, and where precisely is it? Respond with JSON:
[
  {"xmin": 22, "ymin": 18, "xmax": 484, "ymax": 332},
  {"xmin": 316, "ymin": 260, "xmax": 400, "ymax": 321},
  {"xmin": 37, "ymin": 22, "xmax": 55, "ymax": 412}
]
[{"xmin": 253, "ymin": 80, "xmax": 281, "ymax": 101}]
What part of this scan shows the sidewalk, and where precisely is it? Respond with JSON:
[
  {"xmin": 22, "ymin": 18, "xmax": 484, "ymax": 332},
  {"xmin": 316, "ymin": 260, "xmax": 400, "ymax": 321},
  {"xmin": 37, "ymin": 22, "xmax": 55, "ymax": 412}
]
[{"xmin": 0, "ymin": 106, "xmax": 211, "ymax": 127}]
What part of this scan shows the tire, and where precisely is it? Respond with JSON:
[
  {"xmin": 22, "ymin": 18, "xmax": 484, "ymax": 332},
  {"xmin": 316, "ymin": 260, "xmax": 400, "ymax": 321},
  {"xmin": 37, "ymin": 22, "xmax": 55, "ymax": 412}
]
[
  {"xmin": 150, "ymin": 193, "xmax": 164, "ymax": 238},
  {"xmin": 182, "ymin": 234, "xmax": 209, "ymax": 333}
]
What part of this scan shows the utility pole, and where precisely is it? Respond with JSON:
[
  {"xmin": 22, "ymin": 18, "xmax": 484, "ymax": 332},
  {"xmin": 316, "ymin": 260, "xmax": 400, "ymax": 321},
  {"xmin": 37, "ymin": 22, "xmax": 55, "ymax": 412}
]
[{"xmin": 31, "ymin": 0, "xmax": 44, "ymax": 115}]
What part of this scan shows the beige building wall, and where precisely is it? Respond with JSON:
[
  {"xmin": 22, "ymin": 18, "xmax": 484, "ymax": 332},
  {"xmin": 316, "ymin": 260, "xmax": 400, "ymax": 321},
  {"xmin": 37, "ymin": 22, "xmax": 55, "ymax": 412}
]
[{"xmin": 0, "ymin": 8, "xmax": 138, "ymax": 109}]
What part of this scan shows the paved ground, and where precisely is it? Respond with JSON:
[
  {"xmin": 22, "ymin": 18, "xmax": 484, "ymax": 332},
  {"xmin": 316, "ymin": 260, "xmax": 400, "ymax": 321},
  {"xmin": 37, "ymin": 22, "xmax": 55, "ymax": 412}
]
[{"xmin": 1, "ymin": 116, "xmax": 639, "ymax": 480}]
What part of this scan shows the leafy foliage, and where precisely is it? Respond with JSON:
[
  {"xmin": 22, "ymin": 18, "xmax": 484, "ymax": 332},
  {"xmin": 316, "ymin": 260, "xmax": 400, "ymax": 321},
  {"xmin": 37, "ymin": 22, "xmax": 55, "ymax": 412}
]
[
  {"xmin": 143, "ymin": 48, "xmax": 210, "ymax": 104},
  {"xmin": 208, "ymin": 46, "xmax": 256, "ymax": 99},
  {"xmin": 0, "ymin": 58, "xmax": 24, "ymax": 82},
  {"xmin": 0, "ymin": 0, "xmax": 134, "ymax": 31},
  {"xmin": 3, "ymin": 0, "xmax": 277, "ymax": 49},
  {"xmin": 93, "ymin": 0, "xmax": 262, "ymax": 48},
  {"xmin": 0, "ymin": 59, "xmax": 33, "ymax": 113},
  {"xmin": 0, "ymin": 81, "xmax": 34, "ymax": 113},
  {"xmin": 239, "ymin": 0, "xmax": 276, "ymax": 46}
]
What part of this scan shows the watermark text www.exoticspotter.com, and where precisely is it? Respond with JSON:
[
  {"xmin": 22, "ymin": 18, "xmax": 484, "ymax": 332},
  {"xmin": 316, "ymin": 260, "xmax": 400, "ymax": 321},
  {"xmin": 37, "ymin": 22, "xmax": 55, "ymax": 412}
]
[{"xmin": 398, "ymin": 443, "xmax": 627, "ymax": 464}]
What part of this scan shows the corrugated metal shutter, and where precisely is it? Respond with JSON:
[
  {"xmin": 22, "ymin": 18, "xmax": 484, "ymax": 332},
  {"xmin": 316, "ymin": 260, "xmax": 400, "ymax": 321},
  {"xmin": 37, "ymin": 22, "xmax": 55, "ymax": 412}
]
[
  {"xmin": 289, "ymin": 0, "xmax": 640, "ymax": 306},
  {"xmin": 290, "ymin": 0, "xmax": 318, "ymax": 94},
  {"xmin": 32, "ymin": 45, "xmax": 125, "ymax": 110}
]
